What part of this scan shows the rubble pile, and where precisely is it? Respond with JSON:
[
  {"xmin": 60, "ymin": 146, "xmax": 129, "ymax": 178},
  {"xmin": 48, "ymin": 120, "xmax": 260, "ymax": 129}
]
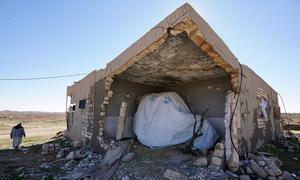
[
  {"xmin": 237, "ymin": 152, "xmax": 299, "ymax": 180},
  {"xmin": 10, "ymin": 137, "xmax": 300, "ymax": 180}
]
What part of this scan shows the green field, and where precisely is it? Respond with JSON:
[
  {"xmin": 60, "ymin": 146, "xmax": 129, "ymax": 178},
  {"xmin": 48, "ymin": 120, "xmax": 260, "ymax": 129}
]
[{"xmin": 0, "ymin": 111, "xmax": 66, "ymax": 149}]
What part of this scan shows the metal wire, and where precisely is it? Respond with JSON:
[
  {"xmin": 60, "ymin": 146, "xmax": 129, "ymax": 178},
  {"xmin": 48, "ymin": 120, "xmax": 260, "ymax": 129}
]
[{"xmin": 0, "ymin": 73, "xmax": 88, "ymax": 81}]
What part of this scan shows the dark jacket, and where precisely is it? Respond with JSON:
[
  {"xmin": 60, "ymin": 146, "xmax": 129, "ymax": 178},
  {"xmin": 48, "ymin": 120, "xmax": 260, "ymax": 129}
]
[{"xmin": 10, "ymin": 124, "xmax": 26, "ymax": 139}]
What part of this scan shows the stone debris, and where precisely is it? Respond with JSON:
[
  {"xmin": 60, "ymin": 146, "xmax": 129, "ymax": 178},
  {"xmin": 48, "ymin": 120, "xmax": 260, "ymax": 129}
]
[
  {"xmin": 121, "ymin": 152, "xmax": 135, "ymax": 162},
  {"xmin": 249, "ymin": 161, "xmax": 268, "ymax": 178},
  {"xmin": 214, "ymin": 142, "xmax": 225, "ymax": 150},
  {"xmin": 31, "ymin": 138, "xmax": 300, "ymax": 180},
  {"xmin": 102, "ymin": 139, "xmax": 134, "ymax": 166},
  {"xmin": 40, "ymin": 163, "xmax": 51, "ymax": 170},
  {"xmin": 193, "ymin": 157, "xmax": 208, "ymax": 167},
  {"xmin": 258, "ymin": 160, "xmax": 266, "ymax": 167},
  {"xmin": 245, "ymin": 166, "xmax": 254, "ymax": 174},
  {"xmin": 238, "ymin": 149, "xmax": 300, "ymax": 180},
  {"xmin": 209, "ymin": 157, "xmax": 223, "ymax": 170},
  {"xmin": 163, "ymin": 169, "xmax": 188, "ymax": 180},
  {"xmin": 239, "ymin": 174, "xmax": 251, "ymax": 180},
  {"xmin": 15, "ymin": 167, "xmax": 24, "ymax": 174},
  {"xmin": 56, "ymin": 150, "xmax": 65, "ymax": 159},
  {"xmin": 282, "ymin": 171, "xmax": 293, "ymax": 180},
  {"xmin": 41, "ymin": 143, "xmax": 60, "ymax": 155},
  {"xmin": 72, "ymin": 140, "xmax": 82, "ymax": 148},
  {"xmin": 65, "ymin": 151, "xmax": 75, "ymax": 160},
  {"xmin": 264, "ymin": 167, "xmax": 275, "ymax": 176},
  {"xmin": 121, "ymin": 176, "xmax": 130, "ymax": 180},
  {"xmin": 18, "ymin": 172, "xmax": 25, "ymax": 177},
  {"xmin": 267, "ymin": 161, "xmax": 282, "ymax": 176},
  {"xmin": 212, "ymin": 149, "xmax": 224, "ymax": 158},
  {"xmin": 209, "ymin": 142, "xmax": 225, "ymax": 170}
]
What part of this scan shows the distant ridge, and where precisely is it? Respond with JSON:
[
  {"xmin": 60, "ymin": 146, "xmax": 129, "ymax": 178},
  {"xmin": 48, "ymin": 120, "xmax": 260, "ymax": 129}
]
[{"xmin": 0, "ymin": 110, "xmax": 65, "ymax": 119}]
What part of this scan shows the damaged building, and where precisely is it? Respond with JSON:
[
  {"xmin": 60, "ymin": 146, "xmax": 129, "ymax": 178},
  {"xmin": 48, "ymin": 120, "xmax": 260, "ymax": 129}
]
[{"xmin": 65, "ymin": 3, "xmax": 281, "ymax": 171}]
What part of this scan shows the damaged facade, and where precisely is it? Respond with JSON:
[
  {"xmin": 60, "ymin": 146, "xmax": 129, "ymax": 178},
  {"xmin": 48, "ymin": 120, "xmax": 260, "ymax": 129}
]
[{"xmin": 66, "ymin": 3, "xmax": 281, "ymax": 171}]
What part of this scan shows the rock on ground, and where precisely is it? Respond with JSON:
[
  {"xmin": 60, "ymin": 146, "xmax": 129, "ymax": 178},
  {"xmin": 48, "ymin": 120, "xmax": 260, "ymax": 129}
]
[
  {"xmin": 121, "ymin": 152, "xmax": 135, "ymax": 162},
  {"xmin": 163, "ymin": 169, "xmax": 188, "ymax": 180},
  {"xmin": 193, "ymin": 157, "xmax": 208, "ymax": 167},
  {"xmin": 239, "ymin": 175, "xmax": 251, "ymax": 180}
]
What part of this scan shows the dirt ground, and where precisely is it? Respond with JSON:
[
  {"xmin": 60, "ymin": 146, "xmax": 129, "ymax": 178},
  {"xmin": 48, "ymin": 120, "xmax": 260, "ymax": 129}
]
[{"xmin": 0, "ymin": 144, "xmax": 58, "ymax": 179}]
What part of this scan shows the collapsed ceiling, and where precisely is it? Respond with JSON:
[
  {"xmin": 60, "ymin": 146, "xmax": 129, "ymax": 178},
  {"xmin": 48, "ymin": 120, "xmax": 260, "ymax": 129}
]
[{"xmin": 117, "ymin": 32, "xmax": 229, "ymax": 86}]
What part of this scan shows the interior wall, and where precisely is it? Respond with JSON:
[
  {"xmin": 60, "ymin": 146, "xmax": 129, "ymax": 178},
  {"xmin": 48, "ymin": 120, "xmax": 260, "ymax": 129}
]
[
  {"xmin": 160, "ymin": 76, "xmax": 231, "ymax": 118},
  {"xmin": 105, "ymin": 78, "xmax": 158, "ymax": 138},
  {"xmin": 105, "ymin": 76, "xmax": 230, "ymax": 139}
]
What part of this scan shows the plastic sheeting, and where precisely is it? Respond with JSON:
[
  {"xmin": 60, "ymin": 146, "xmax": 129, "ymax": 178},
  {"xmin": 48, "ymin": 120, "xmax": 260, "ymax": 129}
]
[
  {"xmin": 133, "ymin": 92, "xmax": 197, "ymax": 148},
  {"xmin": 259, "ymin": 99, "xmax": 268, "ymax": 119},
  {"xmin": 193, "ymin": 120, "xmax": 219, "ymax": 150},
  {"xmin": 133, "ymin": 92, "xmax": 220, "ymax": 150}
]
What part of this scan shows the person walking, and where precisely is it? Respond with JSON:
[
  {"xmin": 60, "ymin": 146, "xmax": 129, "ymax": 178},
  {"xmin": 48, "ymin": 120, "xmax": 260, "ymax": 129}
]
[{"xmin": 10, "ymin": 123, "xmax": 26, "ymax": 149}]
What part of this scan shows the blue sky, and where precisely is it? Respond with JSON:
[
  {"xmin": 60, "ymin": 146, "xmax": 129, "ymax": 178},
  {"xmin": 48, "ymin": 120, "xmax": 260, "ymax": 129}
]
[{"xmin": 0, "ymin": 0, "xmax": 299, "ymax": 112}]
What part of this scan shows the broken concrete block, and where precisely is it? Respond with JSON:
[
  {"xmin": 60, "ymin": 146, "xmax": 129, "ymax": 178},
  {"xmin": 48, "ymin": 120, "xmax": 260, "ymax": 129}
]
[
  {"xmin": 122, "ymin": 152, "xmax": 135, "ymax": 162},
  {"xmin": 264, "ymin": 167, "xmax": 275, "ymax": 176},
  {"xmin": 258, "ymin": 160, "xmax": 266, "ymax": 167},
  {"xmin": 277, "ymin": 175, "xmax": 284, "ymax": 180},
  {"xmin": 267, "ymin": 161, "xmax": 281, "ymax": 176},
  {"xmin": 41, "ymin": 151, "xmax": 48, "ymax": 155},
  {"xmin": 64, "ymin": 171, "xmax": 86, "ymax": 180},
  {"xmin": 64, "ymin": 160, "xmax": 75, "ymax": 167},
  {"xmin": 102, "ymin": 139, "xmax": 134, "ymax": 166},
  {"xmin": 15, "ymin": 167, "xmax": 24, "ymax": 174},
  {"xmin": 193, "ymin": 157, "xmax": 208, "ymax": 167},
  {"xmin": 56, "ymin": 150, "xmax": 64, "ymax": 159},
  {"xmin": 48, "ymin": 147, "xmax": 55, "ymax": 153},
  {"xmin": 18, "ymin": 172, "xmax": 24, "ymax": 178},
  {"xmin": 40, "ymin": 163, "xmax": 51, "ymax": 170},
  {"xmin": 42, "ymin": 144, "xmax": 49, "ymax": 151},
  {"xmin": 209, "ymin": 165, "xmax": 220, "ymax": 171},
  {"xmin": 263, "ymin": 156, "xmax": 283, "ymax": 167},
  {"xmin": 245, "ymin": 166, "xmax": 254, "ymax": 174},
  {"xmin": 72, "ymin": 141, "xmax": 82, "ymax": 148},
  {"xmin": 248, "ymin": 153, "xmax": 262, "ymax": 161},
  {"xmin": 239, "ymin": 175, "xmax": 251, "ymax": 180},
  {"xmin": 250, "ymin": 162, "xmax": 268, "ymax": 178},
  {"xmin": 214, "ymin": 142, "xmax": 225, "ymax": 150},
  {"xmin": 213, "ymin": 149, "xmax": 224, "ymax": 158},
  {"xmin": 66, "ymin": 151, "xmax": 75, "ymax": 160},
  {"xmin": 48, "ymin": 144, "xmax": 54, "ymax": 148},
  {"xmin": 74, "ymin": 150, "xmax": 86, "ymax": 160},
  {"xmin": 267, "ymin": 176, "xmax": 277, "ymax": 180},
  {"xmin": 163, "ymin": 169, "xmax": 188, "ymax": 180},
  {"xmin": 282, "ymin": 171, "xmax": 293, "ymax": 180},
  {"xmin": 210, "ymin": 156, "xmax": 223, "ymax": 168}
]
